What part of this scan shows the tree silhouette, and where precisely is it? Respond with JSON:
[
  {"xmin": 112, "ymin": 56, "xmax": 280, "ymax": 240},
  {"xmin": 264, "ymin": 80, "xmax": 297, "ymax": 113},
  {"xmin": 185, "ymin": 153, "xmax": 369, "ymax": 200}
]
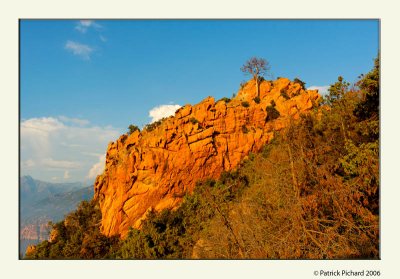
[{"xmin": 241, "ymin": 57, "xmax": 270, "ymax": 98}]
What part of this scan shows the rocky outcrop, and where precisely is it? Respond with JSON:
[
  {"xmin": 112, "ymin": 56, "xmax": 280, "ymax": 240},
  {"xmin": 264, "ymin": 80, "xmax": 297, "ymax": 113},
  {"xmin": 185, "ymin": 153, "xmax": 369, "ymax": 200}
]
[
  {"xmin": 20, "ymin": 220, "xmax": 51, "ymax": 241},
  {"xmin": 94, "ymin": 78, "xmax": 321, "ymax": 238},
  {"xmin": 25, "ymin": 245, "xmax": 36, "ymax": 257}
]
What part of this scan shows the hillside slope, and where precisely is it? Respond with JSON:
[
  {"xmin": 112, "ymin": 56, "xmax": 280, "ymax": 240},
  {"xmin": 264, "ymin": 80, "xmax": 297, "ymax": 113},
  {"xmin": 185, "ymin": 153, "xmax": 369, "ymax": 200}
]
[
  {"xmin": 94, "ymin": 78, "xmax": 321, "ymax": 237},
  {"xmin": 25, "ymin": 58, "xmax": 379, "ymax": 259}
]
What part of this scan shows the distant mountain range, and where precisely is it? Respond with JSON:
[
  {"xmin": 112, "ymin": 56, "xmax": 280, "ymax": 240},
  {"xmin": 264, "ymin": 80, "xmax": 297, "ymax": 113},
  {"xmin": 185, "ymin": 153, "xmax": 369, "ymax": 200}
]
[{"xmin": 20, "ymin": 176, "xmax": 93, "ymax": 256}]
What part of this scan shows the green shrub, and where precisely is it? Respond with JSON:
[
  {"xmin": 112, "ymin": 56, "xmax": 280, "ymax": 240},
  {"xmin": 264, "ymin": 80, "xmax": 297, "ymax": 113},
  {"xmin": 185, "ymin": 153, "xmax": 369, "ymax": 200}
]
[
  {"xmin": 293, "ymin": 77, "xmax": 306, "ymax": 89},
  {"xmin": 248, "ymin": 152, "xmax": 256, "ymax": 161},
  {"xmin": 128, "ymin": 124, "xmax": 140, "ymax": 135},
  {"xmin": 266, "ymin": 105, "xmax": 280, "ymax": 121},
  {"xmin": 270, "ymin": 100, "xmax": 276, "ymax": 107},
  {"xmin": 280, "ymin": 91, "xmax": 290, "ymax": 100},
  {"xmin": 219, "ymin": 97, "xmax": 231, "ymax": 103},
  {"xmin": 253, "ymin": 96, "xmax": 261, "ymax": 104},
  {"xmin": 24, "ymin": 200, "xmax": 119, "ymax": 259},
  {"xmin": 241, "ymin": 101, "xmax": 250, "ymax": 108},
  {"xmin": 242, "ymin": 125, "xmax": 249, "ymax": 134},
  {"xmin": 190, "ymin": 117, "xmax": 199, "ymax": 124},
  {"xmin": 144, "ymin": 123, "xmax": 157, "ymax": 132},
  {"xmin": 201, "ymin": 178, "xmax": 216, "ymax": 188},
  {"xmin": 261, "ymin": 144, "xmax": 272, "ymax": 158},
  {"xmin": 144, "ymin": 118, "xmax": 165, "ymax": 132}
]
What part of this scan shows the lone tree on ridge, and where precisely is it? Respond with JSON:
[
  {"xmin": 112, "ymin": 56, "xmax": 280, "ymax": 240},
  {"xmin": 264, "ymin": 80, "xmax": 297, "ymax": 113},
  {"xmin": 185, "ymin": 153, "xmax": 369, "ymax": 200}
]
[{"xmin": 241, "ymin": 57, "xmax": 270, "ymax": 98}]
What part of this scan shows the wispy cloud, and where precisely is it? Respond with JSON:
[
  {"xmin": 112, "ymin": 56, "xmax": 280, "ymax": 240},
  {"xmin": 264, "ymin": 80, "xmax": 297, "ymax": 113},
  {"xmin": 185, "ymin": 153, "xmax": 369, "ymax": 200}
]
[
  {"xmin": 75, "ymin": 20, "xmax": 102, "ymax": 33},
  {"xmin": 65, "ymin": 40, "xmax": 93, "ymax": 60},
  {"xmin": 59, "ymin": 116, "xmax": 90, "ymax": 126},
  {"xmin": 67, "ymin": 20, "xmax": 106, "ymax": 60},
  {"xmin": 308, "ymin": 85, "xmax": 330, "ymax": 96},
  {"xmin": 21, "ymin": 116, "xmax": 120, "ymax": 182},
  {"xmin": 42, "ymin": 158, "xmax": 81, "ymax": 169},
  {"xmin": 99, "ymin": 35, "xmax": 107, "ymax": 42},
  {"xmin": 149, "ymin": 104, "xmax": 181, "ymax": 123},
  {"xmin": 22, "ymin": 159, "xmax": 36, "ymax": 169}
]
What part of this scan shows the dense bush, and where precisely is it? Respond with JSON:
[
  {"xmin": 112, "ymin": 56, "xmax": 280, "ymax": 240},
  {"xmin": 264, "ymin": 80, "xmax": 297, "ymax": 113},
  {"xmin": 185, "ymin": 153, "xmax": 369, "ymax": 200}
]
[
  {"xmin": 257, "ymin": 76, "xmax": 265, "ymax": 83},
  {"xmin": 241, "ymin": 101, "xmax": 250, "ymax": 108},
  {"xmin": 280, "ymin": 90, "xmax": 290, "ymax": 100},
  {"xmin": 190, "ymin": 117, "xmax": 199, "ymax": 124},
  {"xmin": 144, "ymin": 118, "xmax": 165, "ymax": 132},
  {"xmin": 293, "ymin": 77, "xmax": 306, "ymax": 89},
  {"xmin": 25, "ymin": 200, "xmax": 119, "ymax": 259},
  {"xmin": 128, "ymin": 124, "xmax": 140, "ymax": 135},
  {"xmin": 266, "ymin": 105, "xmax": 280, "ymax": 121},
  {"xmin": 218, "ymin": 97, "xmax": 231, "ymax": 103},
  {"xmin": 114, "ymin": 171, "xmax": 250, "ymax": 259},
  {"xmin": 253, "ymin": 96, "xmax": 261, "ymax": 104},
  {"xmin": 354, "ymin": 57, "xmax": 379, "ymax": 120}
]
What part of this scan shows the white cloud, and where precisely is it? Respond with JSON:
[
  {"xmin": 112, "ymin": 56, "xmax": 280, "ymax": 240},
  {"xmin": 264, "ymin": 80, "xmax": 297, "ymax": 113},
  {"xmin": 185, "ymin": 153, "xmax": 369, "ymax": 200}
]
[
  {"xmin": 20, "ymin": 116, "xmax": 120, "ymax": 182},
  {"xmin": 308, "ymin": 85, "xmax": 330, "ymax": 96},
  {"xmin": 59, "ymin": 116, "xmax": 89, "ymax": 126},
  {"xmin": 65, "ymin": 40, "xmax": 93, "ymax": 60},
  {"xmin": 21, "ymin": 117, "xmax": 65, "ymax": 133},
  {"xmin": 21, "ymin": 117, "xmax": 65, "ymax": 158},
  {"xmin": 81, "ymin": 152, "xmax": 103, "ymax": 157},
  {"xmin": 75, "ymin": 20, "xmax": 102, "ymax": 33},
  {"xmin": 64, "ymin": 170, "xmax": 70, "ymax": 179},
  {"xmin": 22, "ymin": 159, "xmax": 35, "ymax": 169},
  {"xmin": 87, "ymin": 154, "xmax": 106, "ymax": 180},
  {"xmin": 149, "ymin": 104, "xmax": 181, "ymax": 123},
  {"xmin": 60, "ymin": 142, "xmax": 83, "ymax": 148},
  {"xmin": 42, "ymin": 158, "xmax": 80, "ymax": 169}
]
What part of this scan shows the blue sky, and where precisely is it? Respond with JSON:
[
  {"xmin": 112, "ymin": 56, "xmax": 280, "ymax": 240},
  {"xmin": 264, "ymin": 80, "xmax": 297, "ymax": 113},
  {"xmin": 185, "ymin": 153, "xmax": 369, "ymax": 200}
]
[{"xmin": 20, "ymin": 19, "xmax": 379, "ymax": 183}]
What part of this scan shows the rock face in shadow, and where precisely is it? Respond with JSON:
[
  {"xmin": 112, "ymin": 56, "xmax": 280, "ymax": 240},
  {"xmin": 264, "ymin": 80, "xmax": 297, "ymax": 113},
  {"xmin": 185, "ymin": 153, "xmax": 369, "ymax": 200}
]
[{"xmin": 94, "ymin": 78, "xmax": 321, "ymax": 238}]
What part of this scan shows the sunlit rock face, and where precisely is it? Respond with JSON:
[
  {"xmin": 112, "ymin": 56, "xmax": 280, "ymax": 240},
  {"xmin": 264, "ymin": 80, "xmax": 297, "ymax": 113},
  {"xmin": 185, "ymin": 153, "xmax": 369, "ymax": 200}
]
[{"xmin": 94, "ymin": 78, "xmax": 321, "ymax": 238}]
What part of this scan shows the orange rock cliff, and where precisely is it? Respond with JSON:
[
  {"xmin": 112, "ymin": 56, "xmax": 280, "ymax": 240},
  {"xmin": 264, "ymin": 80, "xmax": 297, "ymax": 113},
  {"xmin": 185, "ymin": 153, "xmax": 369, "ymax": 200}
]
[{"xmin": 94, "ymin": 78, "xmax": 321, "ymax": 238}]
